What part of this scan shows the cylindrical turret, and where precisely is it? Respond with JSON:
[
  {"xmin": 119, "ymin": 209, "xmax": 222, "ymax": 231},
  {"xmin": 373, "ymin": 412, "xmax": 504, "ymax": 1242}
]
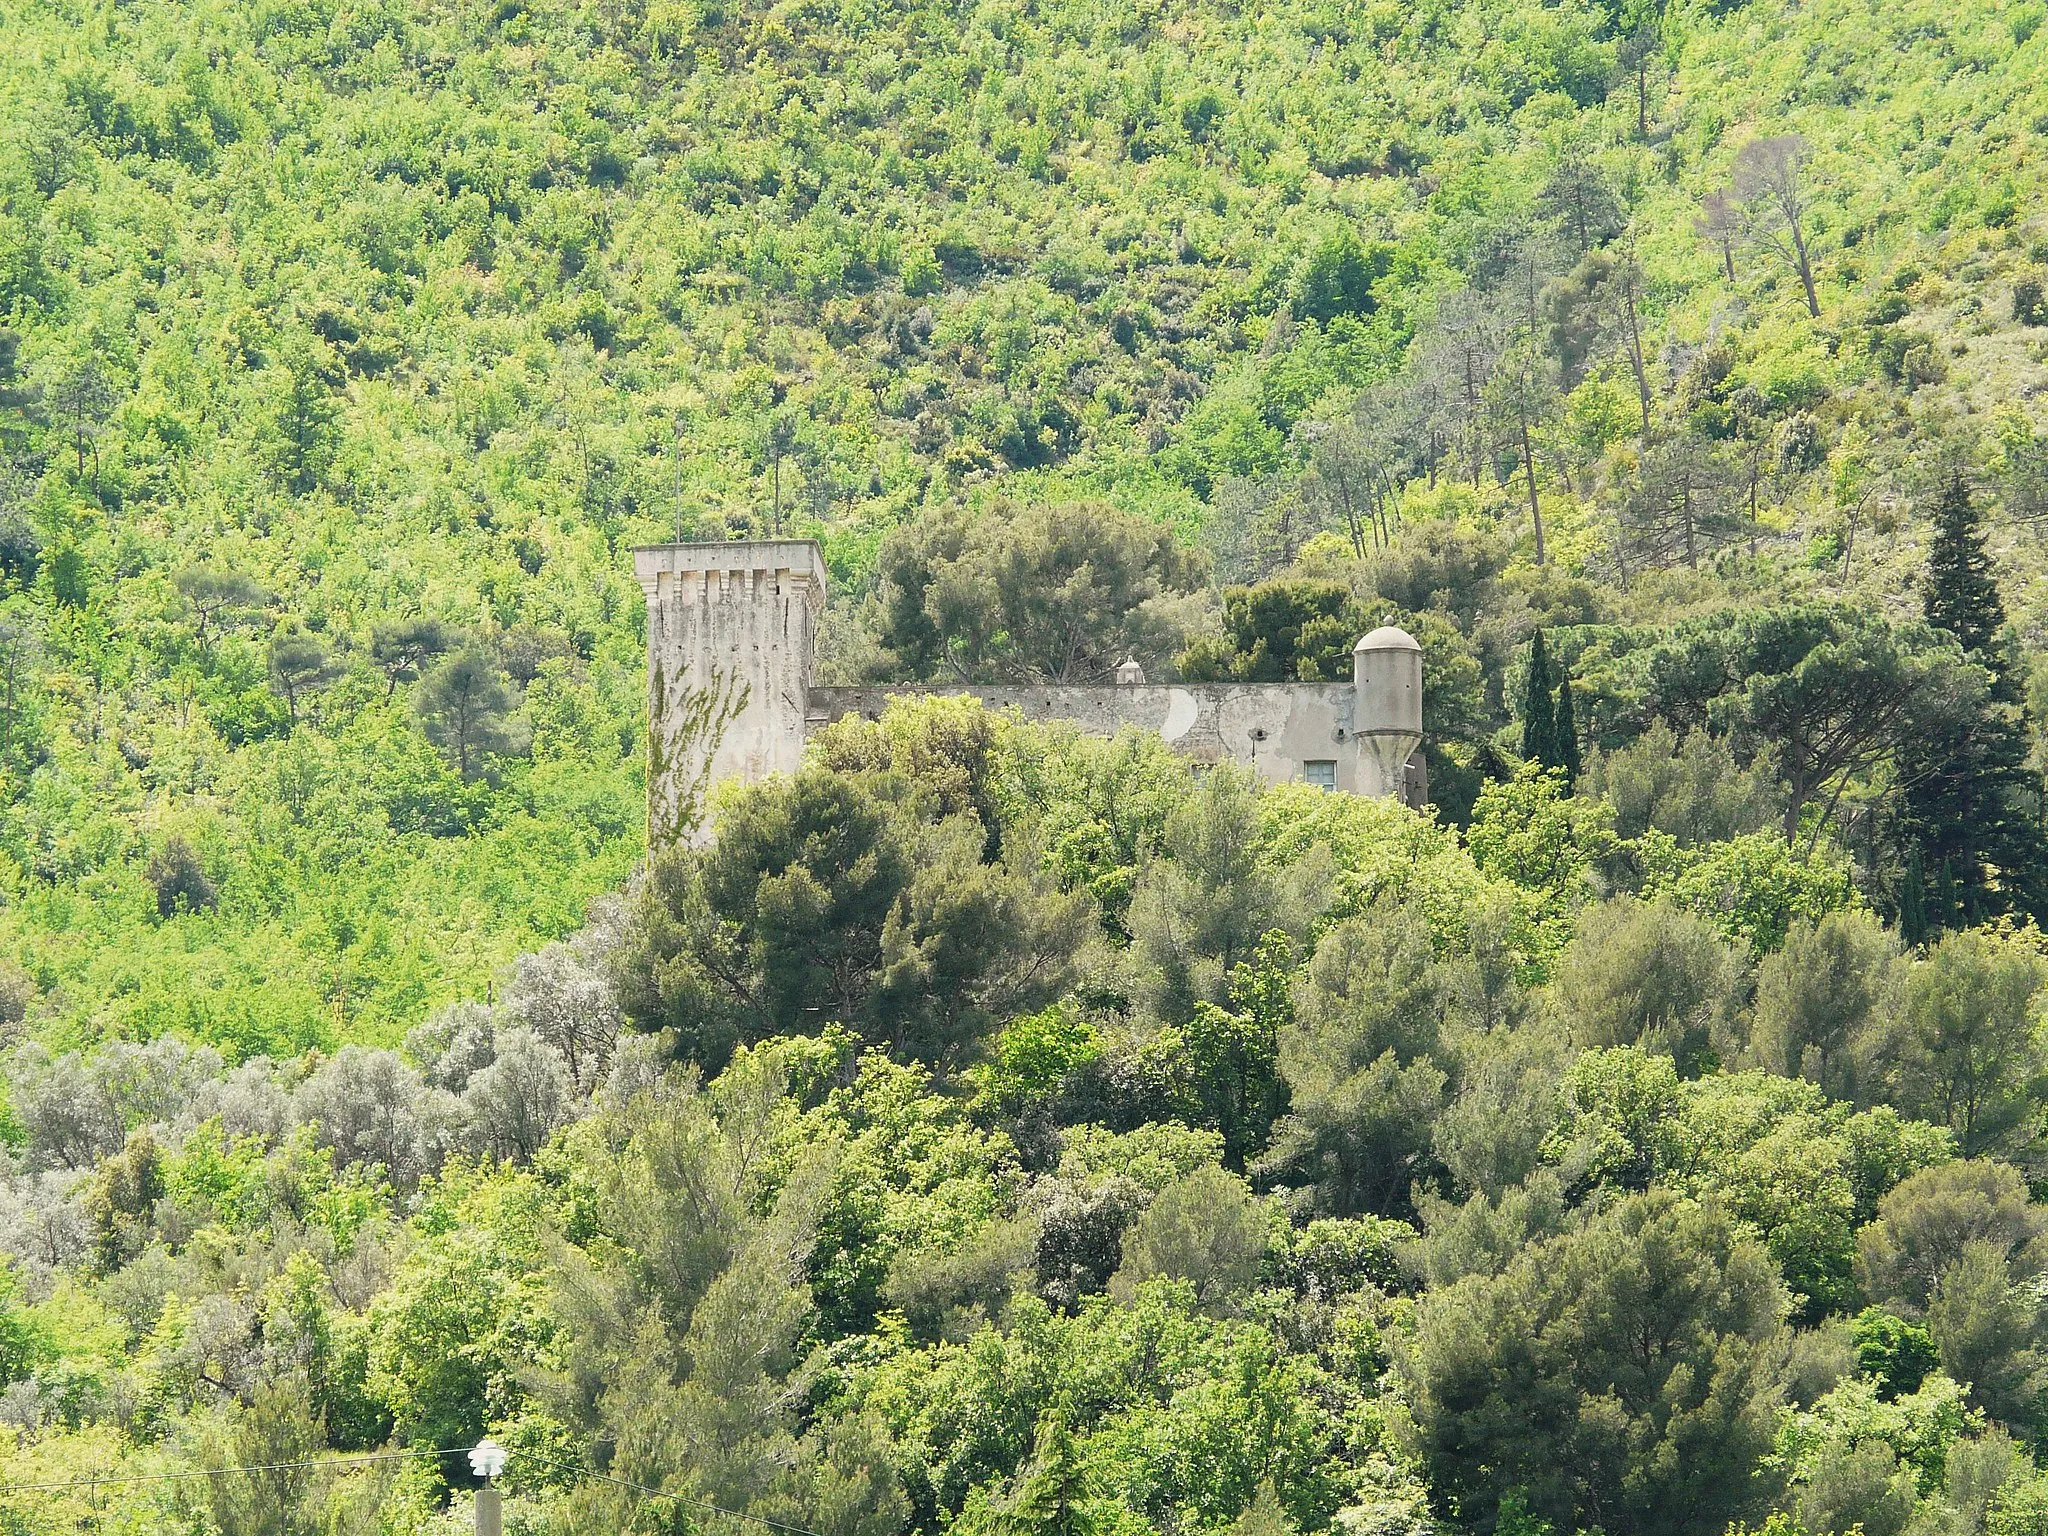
[{"xmin": 1353, "ymin": 624, "xmax": 1423, "ymax": 800}]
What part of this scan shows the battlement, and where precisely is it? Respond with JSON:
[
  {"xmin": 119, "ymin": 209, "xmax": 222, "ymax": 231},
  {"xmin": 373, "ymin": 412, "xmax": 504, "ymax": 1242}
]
[{"xmin": 632, "ymin": 541, "xmax": 829, "ymax": 608}]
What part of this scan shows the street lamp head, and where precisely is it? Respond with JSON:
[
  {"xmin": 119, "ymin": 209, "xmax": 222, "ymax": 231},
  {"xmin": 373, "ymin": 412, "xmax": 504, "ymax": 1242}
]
[{"xmin": 468, "ymin": 1439, "xmax": 509, "ymax": 1481}]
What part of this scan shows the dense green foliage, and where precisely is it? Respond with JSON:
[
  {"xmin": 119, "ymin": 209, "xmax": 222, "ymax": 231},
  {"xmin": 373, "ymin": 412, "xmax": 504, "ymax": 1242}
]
[
  {"xmin": 11, "ymin": 696, "xmax": 2048, "ymax": 1534},
  {"xmin": 9, "ymin": 0, "xmax": 2048, "ymax": 1526}
]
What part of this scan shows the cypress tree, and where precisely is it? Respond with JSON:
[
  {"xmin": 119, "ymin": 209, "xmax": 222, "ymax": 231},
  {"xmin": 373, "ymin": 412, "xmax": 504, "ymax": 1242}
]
[
  {"xmin": 1555, "ymin": 672, "xmax": 1583, "ymax": 784},
  {"xmin": 1520, "ymin": 630, "xmax": 1557, "ymax": 766},
  {"xmin": 1898, "ymin": 850, "xmax": 1928, "ymax": 947},
  {"xmin": 1932, "ymin": 858, "xmax": 1963, "ymax": 934}
]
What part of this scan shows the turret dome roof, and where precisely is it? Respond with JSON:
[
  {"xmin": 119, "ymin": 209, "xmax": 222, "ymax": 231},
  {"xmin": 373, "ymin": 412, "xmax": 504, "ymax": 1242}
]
[{"xmin": 1354, "ymin": 624, "xmax": 1421, "ymax": 653}]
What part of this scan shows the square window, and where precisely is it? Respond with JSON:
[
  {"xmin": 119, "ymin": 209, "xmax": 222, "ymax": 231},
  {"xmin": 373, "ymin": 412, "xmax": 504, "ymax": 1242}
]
[{"xmin": 1303, "ymin": 759, "xmax": 1337, "ymax": 791}]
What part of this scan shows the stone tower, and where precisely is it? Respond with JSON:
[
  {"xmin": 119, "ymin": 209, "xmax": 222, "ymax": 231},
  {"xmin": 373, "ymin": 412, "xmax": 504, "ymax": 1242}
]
[{"xmin": 634, "ymin": 540, "xmax": 826, "ymax": 847}]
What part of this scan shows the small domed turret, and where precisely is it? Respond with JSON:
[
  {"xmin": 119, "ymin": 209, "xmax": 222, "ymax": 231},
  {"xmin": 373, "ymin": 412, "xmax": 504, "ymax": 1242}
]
[
  {"xmin": 1353, "ymin": 622, "xmax": 1423, "ymax": 800},
  {"xmin": 1355, "ymin": 625, "xmax": 1422, "ymax": 656}
]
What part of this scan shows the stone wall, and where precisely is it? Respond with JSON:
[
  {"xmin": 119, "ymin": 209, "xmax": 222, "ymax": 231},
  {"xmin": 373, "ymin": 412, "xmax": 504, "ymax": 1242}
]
[{"xmin": 810, "ymin": 684, "xmax": 1428, "ymax": 804}]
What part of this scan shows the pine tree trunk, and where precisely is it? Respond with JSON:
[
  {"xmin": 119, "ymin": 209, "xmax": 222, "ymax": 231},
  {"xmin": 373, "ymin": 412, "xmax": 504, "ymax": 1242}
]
[
  {"xmin": 1790, "ymin": 221, "xmax": 1820, "ymax": 318},
  {"xmin": 1621, "ymin": 275, "xmax": 1652, "ymax": 433},
  {"xmin": 1520, "ymin": 419, "xmax": 1546, "ymax": 566}
]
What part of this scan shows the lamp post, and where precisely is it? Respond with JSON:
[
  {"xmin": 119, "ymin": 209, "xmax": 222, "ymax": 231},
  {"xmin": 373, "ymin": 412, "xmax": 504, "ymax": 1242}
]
[{"xmin": 469, "ymin": 1440, "xmax": 508, "ymax": 1536}]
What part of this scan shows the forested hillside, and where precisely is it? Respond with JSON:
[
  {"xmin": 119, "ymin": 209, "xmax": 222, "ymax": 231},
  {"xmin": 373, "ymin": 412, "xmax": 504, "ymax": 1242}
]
[{"xmin": 7, "ymin": 0, "xmax": 2048, "ymax": 1527}]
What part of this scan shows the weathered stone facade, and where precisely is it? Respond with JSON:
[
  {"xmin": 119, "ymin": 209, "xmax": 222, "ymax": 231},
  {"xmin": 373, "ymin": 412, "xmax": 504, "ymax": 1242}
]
[
  {"xmin": 634, "ymin": 540, "xmax": 825, "ymax": 847},
  {"xmin": 636, "ymin": 539, "xmax": 1424, "ymax": 845}
]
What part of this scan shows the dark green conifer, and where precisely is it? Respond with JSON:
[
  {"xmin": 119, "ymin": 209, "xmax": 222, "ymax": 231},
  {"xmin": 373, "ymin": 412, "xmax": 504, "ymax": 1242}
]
[
  {"xmin": 1555, "ymin": 673, "xmax": 1583, "ymax": 784},
  {"xmin": 1923, "ymin": 468, "xmax": 2006, "ymax": 659},
  {"xmin": 1520, "ymin": 630, "xmax": 1557, "ymax": 766},
  {"xmin": 1898, "ymin": 849, "xmax": 1928, "ymax": 947},
  {"xmin": 1894, "ymin": 471, "xmax": 2048, "ymax": 933}
]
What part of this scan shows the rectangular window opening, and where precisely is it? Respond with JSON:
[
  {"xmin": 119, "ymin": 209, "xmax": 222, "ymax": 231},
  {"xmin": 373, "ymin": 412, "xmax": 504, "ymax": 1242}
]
[{"xmin": 1303, "ymin": 759, "xmax": 1338, "ymax": 791}]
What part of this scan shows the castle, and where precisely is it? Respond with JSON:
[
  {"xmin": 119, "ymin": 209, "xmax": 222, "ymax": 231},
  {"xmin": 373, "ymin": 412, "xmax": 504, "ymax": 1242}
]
[{"xmin": 635, "ymin": 539, "xmax": 1426, "ymax": 846}]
